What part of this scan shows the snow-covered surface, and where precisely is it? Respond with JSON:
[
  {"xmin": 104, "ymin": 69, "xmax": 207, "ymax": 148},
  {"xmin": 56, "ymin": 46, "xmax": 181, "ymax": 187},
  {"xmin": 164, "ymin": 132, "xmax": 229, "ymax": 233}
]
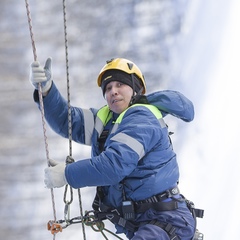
[{"xmin": 1, "ymin": 0, "xmax": 240, "ymax": 239}]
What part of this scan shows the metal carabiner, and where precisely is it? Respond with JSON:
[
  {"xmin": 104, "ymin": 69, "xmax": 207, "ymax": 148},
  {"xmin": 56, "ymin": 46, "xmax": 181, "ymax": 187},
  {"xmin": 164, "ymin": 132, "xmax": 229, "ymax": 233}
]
[
  {"xmin": 63, "ymin": 156, "xmax": 74, "ymax": 205},
  {"xmin": 64, "ymin": 201, "xmax": 71, "ymax": 224}
]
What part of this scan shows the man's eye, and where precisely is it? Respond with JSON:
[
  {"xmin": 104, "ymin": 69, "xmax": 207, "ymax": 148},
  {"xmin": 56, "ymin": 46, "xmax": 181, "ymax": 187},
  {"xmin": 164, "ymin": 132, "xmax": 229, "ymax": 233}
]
[{"xmin": 106, "ymin": 86, "xmax": 112, "ymax": 92}]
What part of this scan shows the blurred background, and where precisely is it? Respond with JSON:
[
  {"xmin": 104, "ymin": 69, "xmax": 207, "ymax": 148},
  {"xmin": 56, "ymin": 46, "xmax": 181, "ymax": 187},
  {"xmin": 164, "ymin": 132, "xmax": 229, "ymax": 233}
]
[{"xmin": 1, "ymin": 0, "xmax": 240, "ymax": 239}]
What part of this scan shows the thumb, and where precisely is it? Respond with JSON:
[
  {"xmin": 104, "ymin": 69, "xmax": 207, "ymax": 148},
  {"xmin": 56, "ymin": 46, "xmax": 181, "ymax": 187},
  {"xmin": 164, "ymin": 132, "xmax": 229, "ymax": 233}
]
[
  {"xmin": 44, "ymin": 57, "xmax": 52, "ymax": 71},
  {"xmin": 31, "ymin": 61, "xmax": 40, "ymax": 68},
  {"xmin": 48, "ymin": 159, "xmax": 59, "ymax": 167}
]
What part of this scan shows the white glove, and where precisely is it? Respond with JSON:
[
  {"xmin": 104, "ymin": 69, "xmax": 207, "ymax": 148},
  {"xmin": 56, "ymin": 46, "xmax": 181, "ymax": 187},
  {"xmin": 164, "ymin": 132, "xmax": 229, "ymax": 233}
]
[
  {"xmin": 44, "ymin": 159, "xmax": 67, "ymax": 188},
  {"xmin": 30, "ymin": 57, "xmax": 53, "ymax": 94}
]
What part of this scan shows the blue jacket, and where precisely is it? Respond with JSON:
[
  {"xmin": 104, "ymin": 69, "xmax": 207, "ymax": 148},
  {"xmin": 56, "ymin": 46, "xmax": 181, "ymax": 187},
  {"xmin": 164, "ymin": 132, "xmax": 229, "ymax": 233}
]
[{"xmin": 35, "ymin": 82, "xmax": 194, "ymax": 210}]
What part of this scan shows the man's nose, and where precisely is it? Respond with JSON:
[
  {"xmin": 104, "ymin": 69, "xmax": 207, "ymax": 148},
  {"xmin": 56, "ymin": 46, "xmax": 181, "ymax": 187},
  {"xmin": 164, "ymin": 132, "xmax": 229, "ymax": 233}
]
[{"xmin": 111, "ymin": 87, "xmax": 118, "ymax": 95}]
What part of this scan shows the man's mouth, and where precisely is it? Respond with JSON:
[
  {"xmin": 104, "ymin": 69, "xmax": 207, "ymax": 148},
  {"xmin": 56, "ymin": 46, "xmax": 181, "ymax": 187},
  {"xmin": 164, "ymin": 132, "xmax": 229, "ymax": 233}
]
[{"xmin": 112, "ymin": 99, "xmax": 121, "ymax": 104}]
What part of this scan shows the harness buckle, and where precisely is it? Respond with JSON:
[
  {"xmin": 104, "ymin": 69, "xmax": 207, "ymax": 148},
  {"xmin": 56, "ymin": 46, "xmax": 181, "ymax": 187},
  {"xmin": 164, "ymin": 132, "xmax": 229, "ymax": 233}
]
[
  {"xmin": 193, "ymin": 229, "xmax": 204, "ymax": 240},
  {"xmin": 166, "ymin": 186, "xmax": 179, "ymax": 198}
]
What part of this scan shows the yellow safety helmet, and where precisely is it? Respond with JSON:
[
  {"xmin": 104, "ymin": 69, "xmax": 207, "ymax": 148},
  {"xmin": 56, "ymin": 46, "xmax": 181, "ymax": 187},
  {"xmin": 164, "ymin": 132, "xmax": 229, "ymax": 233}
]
[{"xmin": 97, "ymin": 58, "xmax": 146, "ymax": 94}]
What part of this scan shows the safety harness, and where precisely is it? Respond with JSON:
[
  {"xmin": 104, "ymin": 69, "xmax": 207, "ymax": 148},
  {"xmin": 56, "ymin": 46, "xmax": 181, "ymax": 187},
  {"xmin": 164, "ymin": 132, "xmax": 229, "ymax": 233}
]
[
  {"xmin": 94, "ymin": 103, "xmax": 204, "ymax": 240},
  {"xmin": 92, "ymin": 186, "xmax": 204, "ymax": 240}
]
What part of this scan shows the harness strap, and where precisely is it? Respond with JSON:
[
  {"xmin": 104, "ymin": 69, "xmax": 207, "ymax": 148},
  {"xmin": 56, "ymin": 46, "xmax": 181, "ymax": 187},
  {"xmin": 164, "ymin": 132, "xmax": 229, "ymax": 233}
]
[
  {"xmin": 185, "ymin": 199, "xmax": 204, "ymax": 219},
  {"xmin": 93, "ymin": 191, "xmax": 204, "ymax": 239},
  {"xmin": 100, "ymin": 200, "xmax": 179, "ymax": 215},
  {"xmin": 135, "ymin": 186, "xmax": 180, "ymax": 204},
  {"xmin": 92, "ymin": 188, "xmax": 181, "ymax": 234},
  {"xmin": 96, "ymin": 212, "xmax": 137, "ymax": 233},
  {"xmin": 135, "ymin": 200, "xmax": 178, "ymax": 213},
  {"xmin": 148, "ymin": 220, "xmax": 180, "ymax": 240},
  {"xmin": 193, "ymin": 208, "xmax": 204, "ymax": 219},
  {"xmin": 98, "ymin": 129, "xmax": 109, "ymax": 152},
  {"xmin": 93, "ymin": 186, "xmax": 180, "ymax": 215}
]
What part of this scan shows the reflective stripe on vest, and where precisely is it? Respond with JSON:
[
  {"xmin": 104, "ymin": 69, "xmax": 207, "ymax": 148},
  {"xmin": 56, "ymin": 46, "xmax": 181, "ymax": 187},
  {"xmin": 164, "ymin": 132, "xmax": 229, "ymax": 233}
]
[
  {"xmin": 82, "ymin": 109, "xmax": 95, "ymax": 145},
  {"xmin": 111, "ymin": 132, "xmax": 145, "ymax": 159}
]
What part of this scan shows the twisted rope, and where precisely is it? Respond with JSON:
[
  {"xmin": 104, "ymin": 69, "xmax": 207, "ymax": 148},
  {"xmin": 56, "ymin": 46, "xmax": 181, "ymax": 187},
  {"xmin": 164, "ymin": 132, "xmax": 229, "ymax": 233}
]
[
  {"xmin": 25, "ymin": 1, "xmax": 57, "ymax": 239},
  {"xmin": 62, "ymin": 0, "xmax": 86, "ymax": 239}
]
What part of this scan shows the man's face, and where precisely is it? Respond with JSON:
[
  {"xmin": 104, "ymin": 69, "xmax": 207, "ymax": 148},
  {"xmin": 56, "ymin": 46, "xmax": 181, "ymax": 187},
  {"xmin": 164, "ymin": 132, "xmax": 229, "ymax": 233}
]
[{"xmin": 105, "ymin": 81, "xmax": 133, "ymax": 114}]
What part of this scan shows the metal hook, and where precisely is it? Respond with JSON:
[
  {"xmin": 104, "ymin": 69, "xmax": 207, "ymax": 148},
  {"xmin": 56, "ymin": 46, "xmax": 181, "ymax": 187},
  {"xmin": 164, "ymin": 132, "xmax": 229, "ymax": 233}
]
[{"xmin": 64, "ymin": 201, "xmax": 71, "ymax": 224}]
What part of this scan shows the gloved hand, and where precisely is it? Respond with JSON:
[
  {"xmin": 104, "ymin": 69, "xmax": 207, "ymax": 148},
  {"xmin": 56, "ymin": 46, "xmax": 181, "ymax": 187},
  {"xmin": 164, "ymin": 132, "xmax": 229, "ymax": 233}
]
[
  {"xmin": 30, "ymin": 57, "xmax": 53, "ymax": 95},
  {"xmin": 44, "ymin": 159, "xmax": 67, "ymax": 188}
]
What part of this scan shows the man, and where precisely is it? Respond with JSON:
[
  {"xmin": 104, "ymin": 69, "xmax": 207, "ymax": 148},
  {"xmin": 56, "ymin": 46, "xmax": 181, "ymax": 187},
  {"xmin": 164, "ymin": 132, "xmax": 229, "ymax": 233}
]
[{"xmin": 30, "ymin": 58, "xmax": 196, "ymax": 239}]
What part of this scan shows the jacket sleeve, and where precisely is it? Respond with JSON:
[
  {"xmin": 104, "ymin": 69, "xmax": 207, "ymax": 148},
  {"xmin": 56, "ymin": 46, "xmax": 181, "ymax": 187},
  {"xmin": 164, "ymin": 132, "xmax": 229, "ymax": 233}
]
[
  {"xmin": 146, "ymin": 90, "xmax": 194, "ymax": 122},
  {"xmin": 65, "ymin": 105, "xmax": 170, "ymax": 188},
  {"xmin": 33, "ymin": 82, "xmax": 96, "ymax": 145}
]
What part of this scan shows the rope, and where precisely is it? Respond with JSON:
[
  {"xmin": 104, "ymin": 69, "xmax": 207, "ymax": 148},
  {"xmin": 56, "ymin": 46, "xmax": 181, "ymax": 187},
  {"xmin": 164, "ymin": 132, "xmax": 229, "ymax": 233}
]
[
  {"xmin": 25, "ymin": 1, "xmax": 57, "ymax": 240},
  {"xmin": 25, "ymin": 2, "xmax": 121, "ymax": 240},
  {"xmin": 62, "ymin": 0, "xmax": 86, "ymax": 239}
]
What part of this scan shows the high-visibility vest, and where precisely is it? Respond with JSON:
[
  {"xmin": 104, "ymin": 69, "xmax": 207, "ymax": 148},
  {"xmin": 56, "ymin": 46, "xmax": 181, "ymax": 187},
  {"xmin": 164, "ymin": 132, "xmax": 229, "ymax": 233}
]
[{"xmin": 81, "ymin": 104, "xmax": 166, "ymax": 148}]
